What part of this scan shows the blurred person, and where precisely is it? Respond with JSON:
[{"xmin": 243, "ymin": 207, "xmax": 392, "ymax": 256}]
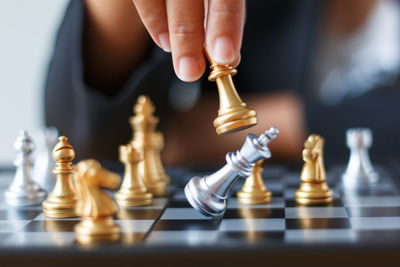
[{"xmin": 45, "ymin": 0, "xmax": 400, "ymax": 166}]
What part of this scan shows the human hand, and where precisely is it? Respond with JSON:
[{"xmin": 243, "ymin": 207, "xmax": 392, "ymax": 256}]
[{"xmin": 132, "ymin": 0, "xmax": 245, "ymax": 82}]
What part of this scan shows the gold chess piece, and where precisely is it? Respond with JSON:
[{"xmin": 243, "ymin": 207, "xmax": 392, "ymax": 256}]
[
  {"xmin": 295, "ymin": 134, "xmax": 333, "ymax": 205},
  {"xmin": 42, "ymin": 136, "xmax": 78, "ymax": 218},
  {"xmin": 74, "ymin": 160, "xmax": 121, "ymax": 244},
  {"xmin": 204, "ymin": 48, "xmax": 257, "ymax": 135},
  {"xmin": 237, "ymin": 159, "xmax": 271, "ymax": 204},
  {"xmin": 130, "ymin": 95, "xmax": 169, "ymax": 197},
  {"xmin": 115, "ymin": 143, "xmax": 152, "ymax": 207}
]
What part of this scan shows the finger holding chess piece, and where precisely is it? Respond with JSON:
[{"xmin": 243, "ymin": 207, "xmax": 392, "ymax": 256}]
[
  {"xmin": 115, "ymin": 143, "xmax": 152, "ymax": 207},
  {"xmin": 5, "ymin": 130, "xmax": 46, "ymax": 206},
  {"xmin": 237, "ymin": 159, "xmax": 271, "ymax": 204},
  {"xmin": 74, "ymin": 160, "xmax": 120, "ymax": 244},
  {"xmin": 295, "ymin": 134, "xmax": 333, "ymax": 205},
  {"xmin": 42, "ymin": 136, "xmax": 78, "ymax": 218},
  {"xmin": 130, "ymin": 95, "xmax": 169, "ymax": 196},
  {"xmin": 204, "ymin": 48, "xmax": 257, "ymax": 135}
]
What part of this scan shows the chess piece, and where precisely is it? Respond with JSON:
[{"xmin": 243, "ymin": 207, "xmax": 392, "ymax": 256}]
[
  {"xmin": 204, "ymin": 48, "xmax": 257, "ymax": 135},
  {"xmin": 42, "ymin": 136, "xmax": 78, "ymax": 218},
  {"xmin": 295, "ymin": 134, "xmax": 333, "ymax": 205},
  {"xmin": 130, "ymin": 95, "xmax": 169, "ymax": 197},
  {"xmin": 237, "ymin": 159, "xmax": 271, "ymax": 204},
  {"xmin": 74, "ymin": 159, "xmax": 120, "ymax": 244},
  {"xmin": 33, "ymin": 127, "xmax": 58, "ymax": 193},
  {"xmin": 5, "ymin": 130, "xmax": 46, "ymax": 206},
  {"xmin": 115, "ymin": 143, "xmax": 152, "ymax": 207},
  {"xmin": 185, "ymin": 127, "xmax": 279, "ymax": 217},
  {"xmin": 342, "ymin": 128, "xmax": 379, "ymax": 188}
]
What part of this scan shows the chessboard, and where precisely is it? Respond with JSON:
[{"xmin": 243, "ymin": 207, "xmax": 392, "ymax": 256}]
[{"xmin": 0, "ymin": 163, "xmax": 400, "ymax": 265}]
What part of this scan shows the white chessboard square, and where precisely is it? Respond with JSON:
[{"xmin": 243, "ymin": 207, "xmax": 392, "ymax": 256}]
[
  {"xmin": 227, "ymin": 197, "xmax": 285, "ymax": 209},
  {"xmin": 343, "ymin": 196, "xmax": 400, "ymax": 207},
  {"xmin": 350, "ymin": 217, "xmax": 400, "ymax": 230},
  {"xmin": 116, "ymin": 219, "xmax": 154, "ymax": 232},
  {"xmin": 285, "ymin": 229, "xmax": 356, "ymax": 243},
  {"xmin": 0, "ymin": 220, "xmax": 30, "ymax": 232},
  {"xmin": 161, "ymin": 208, "xmax": 210, "ymax": 220},
  {"xmin": 219, "ymin": 218, "xmax": 285, "ymax": 232},
  {"xmin": 145, "ymin": 230, "xmax": 218, "ymax": 245},
  {"xmin": 285, "ymin": 207, "xmax": 348, "ymax": 219},
  {"xmin": 1, "ymin": 232, "xmax": 75, "ymax": 247}
]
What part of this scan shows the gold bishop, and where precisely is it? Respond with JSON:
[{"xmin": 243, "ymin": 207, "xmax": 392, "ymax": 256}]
[{"xmin": 42, "ymin": 136, "xmax": 78, "ymax": 218}]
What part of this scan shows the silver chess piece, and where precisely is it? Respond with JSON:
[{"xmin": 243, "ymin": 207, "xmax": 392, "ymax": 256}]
[
  {"xmin": 5, "ymin": 130, "xmax": 46, "ymax": 206},
  {"xmin": 342, "ymin": 128, "xmax": 379, "ymax": 188},
  {"xmin": 184, "ymin": 127, "xmax": 279, "ymax": 217},
  {"xmin": 33, "ymin": 127, "xmax": 58, "ymax": 192}
]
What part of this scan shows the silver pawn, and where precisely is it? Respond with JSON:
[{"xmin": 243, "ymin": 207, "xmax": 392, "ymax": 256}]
[
  {"xmin": 5, "ymin": 130, "xmax": 46, "ymax": 206},
  {"xmin": 33, "ymin": 127, "xmax": 58, "ymax": 192},
  {"xmin": 184, "ymin": 127, "xmax": 279, "ymax": 217},
  {"xmin": 342, "ymin": 128, "xmax": 378, "ymax": 189}
]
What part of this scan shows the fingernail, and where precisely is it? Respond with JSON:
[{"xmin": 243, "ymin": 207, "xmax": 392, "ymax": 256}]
[
  {"xmin": 212, "ymin": 36, "xmax": 235, "ymax": 64},
  {"xmin": 158, "ymin": 33, "xmax": 171, "ymax": 52},
  {"xmin": 178, "ymin": 56, "xmax": 201, "ymax": 82}
]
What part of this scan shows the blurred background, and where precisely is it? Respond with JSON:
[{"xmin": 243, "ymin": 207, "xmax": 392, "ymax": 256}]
[{"xmin": 0, "ymin": 0, "xmax": 68, "ymax": 164}]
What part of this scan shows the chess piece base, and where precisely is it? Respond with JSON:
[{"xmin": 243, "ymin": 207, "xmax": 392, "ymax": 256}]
[
  {"xmin": 184, "ymin": 176, "xmax": 226, "ymax": 218},
  {"xmin": 342, "ymin": 171, "xmax": 379, "ymax": 189},
  {"xmin": 214, "ymin": 107, "xmax": 257, "ymax": 135},
  {"xmin": 42, "ymin": 198, "xmax": 77, "ymax": 218},
  {"xmin": 115, "ymin": 191, "xmax": 152, "ymax": 207},
  {"xmin": 5, "ymin": 188, "xmax": 46, "ymax": 207},
  {"xmin": 295, "ymin": 182, "xmax": 333, "ymax": 205},
  {"xmin": 75, "ymin": 216, "xmax": 120, "ymax": 244},
  {"xmin": 146, "ymin": 182, "xmax": 167, "ymax": 197},
  {"xmin": 237, "ymin": 190, "xmax": 271, "ymax": 205}
]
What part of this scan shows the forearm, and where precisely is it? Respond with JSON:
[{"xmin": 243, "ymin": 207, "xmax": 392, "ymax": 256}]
[{"xmin": 83, "ymin": 0, "xmax": 151, "ymax": 95}]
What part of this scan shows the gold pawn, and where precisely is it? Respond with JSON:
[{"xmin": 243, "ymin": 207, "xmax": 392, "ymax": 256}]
[
  {"xmin": 42, "ymin": 136, "xmax": 78, "ymax": 218},
  {"xmin": 204, "ymin": 48, "xmax": 257, "ymax": 135},
  {"xmin": 130, "ymin": 95, "xmax": 169, "ymax": 197},
  {"xmin": 295, "ymin": 134, "xmax": 333, "ymax": 205},
  {"xmin": 115, "ymin": 144, "xmax": 152, "ymax": 207},
  {"xmin": 237, "ymin": 160, "xmax": 271, "ymax": 204}
]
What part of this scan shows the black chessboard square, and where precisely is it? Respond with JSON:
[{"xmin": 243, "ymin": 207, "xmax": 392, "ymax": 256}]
[
  {"xmin": 0, "ymin": 209, "xmax": 42, "ymax": 220},
  {"xmin": 346, "ymin": 207, "xmax": 400, "ymax": 217},
  {"xmin": 153, "ymin": 219, "xmax": 221, "ymax": 231},
  {"xmin": 223, "ymin": 208, "xmax": 284, "ymax": 219},
  {"xmin": 23, "ymin": 220, "xmax": 79, "ymax": 232},
  {"xmin": 167, "ymin": 199, "xmax": 192, "ymax": 208},
  {"xmin": 285, "ymin": 199, "xmax": 344, "ymax": 208},
  {"xmin": 269, "ymin": 191, "xmax": 284, "ymax": 198},
  {"xmin": 116, "ymin": 209, "xmax": 162, "ymax": 220},
  {"xmin": 285, "ymin": 218, "xmax": 351, "ymax": 230},
  {"xmin": 218, "ymin": 231, "xmax": 284, "ymax": 243},
  {"xmin": 354, "ymin": 230, "xmax": 400, "ymax": 243}
]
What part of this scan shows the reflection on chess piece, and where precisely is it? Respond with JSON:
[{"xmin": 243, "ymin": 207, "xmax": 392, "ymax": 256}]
[
  {"xmin": 130, "ymin": 95, "xmax": 169, "ymax": 197},
  {"xmin": 33, "ymin": 127, "xmax": 58, "ymax": 193},
  {"xmin": 342, "ymin": 128, "xmax": 378, "ymax": 188},
  {"xmin": 204, "ymin": 48, "xmax": 257, "ymax": 134},
  {"xmin": 43, "ymin": 136, "xmax": 78, "ymax": 218},
  {"xmin": 295, "ymin": 134, "xmax": 333, "ymax": 205},
  {"xmin": 185, "ymin": 127, "xmax": 279, "ymax": 217},
  {"xmin": 74, "ymin": 160, "xmax": 120, "ymax": 244},
  {"xmin": 237, "ymin": 160, "xmax": 271, "ymax": 204},
  {"xmin": 5, "ymin": 130, "xmax": 46, "ymax": 206},
  {"xmin": 115, "ymin": 143, "xmax": 152, "ymax": 207}
]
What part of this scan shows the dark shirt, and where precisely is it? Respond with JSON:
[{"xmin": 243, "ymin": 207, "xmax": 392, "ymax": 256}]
[{"xmin": 45, "ymin": 0, "xmax": 400, "ymax": 163}]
